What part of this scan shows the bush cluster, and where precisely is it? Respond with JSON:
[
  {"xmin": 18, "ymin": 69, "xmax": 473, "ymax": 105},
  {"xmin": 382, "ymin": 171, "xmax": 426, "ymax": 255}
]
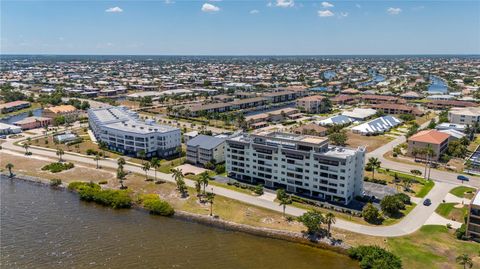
[
  {"xmin": 348, "ymin": 245, "xmax": 402, "ymax": 269},
  {"xmin": 42, "ymin": 162, "xmax": 74, "ymax": 173},
  {"xmin": 68, "ymin": 181, "xmax": 132, "ymax": 209},
  {"xmin": 364, "ymin": 176, "xmax": 387, "ymax": 185},
  {"xmin": 140, "ymin": 194, "xmax": 175, "ymax": 216},
  {"xmin": 49, "ymin": 178, "xmax": 62, "ymax": 187}
]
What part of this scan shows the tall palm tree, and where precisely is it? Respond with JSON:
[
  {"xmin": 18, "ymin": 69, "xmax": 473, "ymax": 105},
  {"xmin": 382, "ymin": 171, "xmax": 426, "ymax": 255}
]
[
  {"xmin": 366, "ymin": 157, "xmax": 381, "ymax": 180},
  {"xmin": 94, "ymin": 154, "xmax": 101, "ymax": 169},
  {"xmin": 23, "ymin": 143, "xmax": 30, "ymax": 155},
  {"xmin": 277, "ymin": 189, "xmax": 292, "ymax": 218},
  {"xmin": 199, "ymin": 171, "xmax": 210, "ymax": 194},
  {"xmin": 138, "ymin": 150, "xmax": 146, "ymax": 163},
  {"xmin": 206, "ymin": 192, "xmax": 216, "ymax": 216},
  {"xmin": 423, "ymin": 145, "xmax": 434, "ymax": 180},
  {"xmin": 56, "ymin": 148, "xmax": 64, "ymax": 162},
  {"xmin": 150, "ymin": 158, "xmax": 160, "ymax": 182},
  {"xmin": 117, "ymin": 157, "xmax": 127, "ymax": 189},
  {"xmin": 195, "ymin": 178, "xmax": 202, "ymax": 201},
  {"xmin": 456, "ymin": 254, "xmax": 473, "ymax": 269},
  {"xmin": 117, "ymin": 157, "xmax": 126, "ymax": 169},
  {"xmin": 172, "ymin": 168, "xmax": 184, "ymax": 184},
  {"xmin": 324, "ymin": 212, "xmax": 336, "ymax": 238},
  {"xmin": 142, "ymin": 162, "xmax": 151, "ymax": 181},
  {"xmin": 5, "ymin": 163, "xmax": 14, "ymax": 177}
]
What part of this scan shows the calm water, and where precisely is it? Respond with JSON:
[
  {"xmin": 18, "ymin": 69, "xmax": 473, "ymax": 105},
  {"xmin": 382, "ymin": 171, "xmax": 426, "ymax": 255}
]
[
  {"xmin": 0, "ymin": 178, "xmax": 358, "ymax": 269},
  {"xmin": 428, "ymin": 75, "xmax": 448, "ymax": 94},
  {"xmin": 0, "ymin": 108, "xmax": 43, "ymax": 124}
]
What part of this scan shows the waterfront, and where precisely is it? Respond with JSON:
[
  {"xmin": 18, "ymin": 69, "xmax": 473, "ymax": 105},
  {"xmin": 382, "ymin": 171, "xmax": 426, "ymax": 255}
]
[
  {"xmin": 428, "ymin": 75, "xmax": 448, "ymax": 94},
  {"xmin": 0, "ymin": 177, "xmax": 358, "ymax": 269},
  {"xmin": 0, "ymin": 108, "xmax": 43, "ymax": 124}
]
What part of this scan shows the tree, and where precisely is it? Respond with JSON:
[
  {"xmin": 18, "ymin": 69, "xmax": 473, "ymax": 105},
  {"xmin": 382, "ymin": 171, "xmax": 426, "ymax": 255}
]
[
  {"xmin": 423, "ymin": 144, "xmax": 434, "ymax": 180},
  {"xmin": 206, "ymin": 192, "xmax": 216, "ymax": 216},
  {"xmin": 117, "ymin": 157, "xmax": 127, "ymax": 189},
  {"xmin": 276, "ymin": 189, "xmax": 292, "ymax": 218},
  {"xmin": 195, "ymin": 178, "xmax": 202, "ymax": 201},
  {"xmin": 142, "ymin": 162, "xmax": 151, "ymax": 181},
  {"xmin": 366, "ymin": 157, "xmax": 381, "ymax": 181},
  {"xmin": 328, "ymin": 130, "xmax": 348, "ymax": 146},
  {"xmin": 176, "ymin": 177, "xmax": 188, "ymax": 197},
  {"xmin": 23, "ymin": 143, "xmax": 30, "ymax": 155},
  {"xmin": 362, "ymin": 203, "xmax": 382, "ymax": 224},
  {"xmin": 138, "ymin": 150, "xmax": 146, "ymax": 163},
  {"xmin": 94, "ymin": 154, "xmax": 101, "ymax": 169},
  {"xmin": 150, "ymin": 158, "xmax": 160, "ymax": 182},
  {"xmin": 297, "ymin": 210, "xmax": 324, "ymax": 235},
  {"xmin": 380, "ymin": 195, "xmax": 405, "ymax": 216},
  {"xmin": 348, "ymin": 245, "xmax": 402, "ymax": 269},
  {"xmin": 324, "ymin": 212, "xmax": 336, "ymax": 238},
  {"xmin": 427, "ymin": 119, "xmax": 437, "ymax": 129},
  {"xmin": 199, "ymin": 171, "xmax": 210, "ymax": 194},
  {"xmin": 5, "ymin": 163, "xmax": 14, "ymax": 177},
  {"xmin": 456, "ymin": 254, "xmax": 473, "ymax": 269},
  {"xmin": 56, "ymin": 148, "xmax": 64, "ymax": 162}
]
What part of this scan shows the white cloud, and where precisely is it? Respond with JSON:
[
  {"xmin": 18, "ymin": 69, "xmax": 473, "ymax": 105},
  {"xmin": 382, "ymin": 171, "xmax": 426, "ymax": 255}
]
[
  {"xmin": 165, "ymin": 0, "xmax": 175, "ymax": 4},
  {"xmin": 105, "ymin": 7, "xmax": 123, "ymax": 13},
  {"xmin": 321, "ymin": 1, "xmax": 334, "ymax": 8},
  {"xmin": 387, "ymin": 7, "xmax": 402, "ymax": 15},
  {"xmin": 201, "ymin": 3, "xmax": 220, "ymax": 12},
  {"xmin": 318, "ymin": 10, "xmax": 334, "ymax": 17},
  {"xmin": 339, "ymin": 12, "xmax": 348, "ymax": 17},
  {"xmin": 267, "ymin": 2, "xmax": 272, "ymax": 7},
  {"xmin": 250, "ymin": 9, "xmax": 260, "ymax": 14},
  {"xmin": 276, "ymin": 0, "xmax": 294, "ymax": 8}
]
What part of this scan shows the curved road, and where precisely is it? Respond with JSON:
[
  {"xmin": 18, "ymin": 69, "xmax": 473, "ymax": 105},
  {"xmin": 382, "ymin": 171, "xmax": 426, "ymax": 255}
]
[{"xmin": 0, "ymin": 132, "xmax": 471, "ymax": 237}]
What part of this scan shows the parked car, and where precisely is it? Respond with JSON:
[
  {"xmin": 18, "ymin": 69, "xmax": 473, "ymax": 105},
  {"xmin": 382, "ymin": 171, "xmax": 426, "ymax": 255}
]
[
  {"xmin": 457, "ymin": 175, "xmax": 469, "ymax": 182},
  {"xmin": 423, "ymin": 198, "xmax": 431, "ymax": 206}
]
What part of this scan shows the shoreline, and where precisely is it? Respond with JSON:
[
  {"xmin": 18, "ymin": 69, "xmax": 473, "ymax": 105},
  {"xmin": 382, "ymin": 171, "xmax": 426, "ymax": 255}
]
[{"xmin": 1, "ymin": 173, "xmax": 351, "ymax": 255}]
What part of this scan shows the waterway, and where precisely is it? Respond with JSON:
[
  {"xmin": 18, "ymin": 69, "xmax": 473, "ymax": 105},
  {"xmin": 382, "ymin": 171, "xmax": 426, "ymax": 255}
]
[
  {"xmin": 0, "ymin": 108, "xmax": 43, "ymax": 124},
  {"xmin": 0, "ymin": 178, "xmax": 358, "ymax": 269},
  {"xmin": 427, "ymin": 75, "xmax": 448, "ymax": 94}
]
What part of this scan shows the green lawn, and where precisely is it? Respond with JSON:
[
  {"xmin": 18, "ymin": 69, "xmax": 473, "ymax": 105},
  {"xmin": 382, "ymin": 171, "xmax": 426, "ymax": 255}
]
[
  {"xmin": 435, "ymin": 203, "xmax": 468, "ymax": 222},
  {"xmin": 415, "ymin": 180, "xmax": 435, "ymax": 198},
  {"xmin": 450, "ymin": 186, "xmax": 477, "ymax": 199},
  {"xmin": 388, "ymin": 225, "xmax": 480, "ymax": 269}
]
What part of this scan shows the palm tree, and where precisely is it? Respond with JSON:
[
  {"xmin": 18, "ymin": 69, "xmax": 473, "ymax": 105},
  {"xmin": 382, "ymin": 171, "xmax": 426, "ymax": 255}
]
[
  {"xmin": 195, "ymin": 178, "xmax": 202, "ymax": 201},
  {"xmin": 199, "ymin": 171, "xmax": 210, "ymax": 194},
  {"xmin": 206, "ymin": 192, "xmax": 216, "ymax": 216},
  {"xmin": 423, "ymin": 145, "xmax": 434, "ymax": 180},
  {"xmin": 324, "ymin": 212, "xmax": 336, "ymax": 238},
  {"xmin": 172, "ymin": 168, "xmax": 184, "ymax": 184},
  {"xmin": 456, "ymin": 254, "xmax": 473, "ymax": 269},
  {"xmin": 94, "ymin": 154, "xmax": 101, "ymax": 169},
  {"xmin": 117, "ymin": 157, "xmax": 126, "ymax": 169},
  {"xmin": 23, "ymin": 143, "xmax": 30, "ymax": 155},
  {"xmin": 56, "ymin": 148, "xmax": 64, "ymax": 162},
  {"xmin": 117, "ymin": 157, "xmax": 127, "ymax": 189},
  {"xmin": 5, "ymin": 163, "xmax": 14, "ymax": 177},
  {"xmin": 150, "ymin": 158, "xmax": 160, "ymax": 182},
  {"xmin": 366, "ymin": 157, "xmax": 381, "ymax": 180},
  {"xmin": 277, "ymin": 189, "xmax": 292, "ymax": 218},
  {"xmin": 138, "ymin": 150, "xmax": 146, "ymax": 163},
  {"xmin": 142, "ymin": 162, "xmax": 151, "ymax": 181}
]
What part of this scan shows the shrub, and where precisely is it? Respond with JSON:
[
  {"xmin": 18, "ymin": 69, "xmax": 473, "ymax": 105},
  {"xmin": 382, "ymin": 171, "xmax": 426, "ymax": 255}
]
[
  {"xmin": 254, "ymin": 184, "xmax": 264, "ymax": 195},
  {"xmin": 393, "ymin": 193, "xmax": 411, "ymax": 205},
  {"xmin": 410, "ymin": 169, "xmax": 422, "ymax": 176},
  {"xmin": 42, "ymin": 162, "xmax": 74, "ymax": 173},
  {"xmin": 362, "ymin": 203, "xmax": 382, "ymax": 224},
  {"xmin": 215, "ymin": 164, "xmax": 226, "ymax": 174},
  {"xmin": 142, "ymin": 197, "xmax": 175, "ymax": 216},
  {"xmin": 98, "ymin": 181, "xmax": 108, "ymax": 185},
  {"xmin": 50, "ymin": 178, "xmax": 62, "ymax": 187},
  {"xmin": 69, "ymin": 181, "xmax": 131, "ymax": 209},
  {"xmin": 348, "ymin": 245, "xmax": 402, "ymax": 269},
  {"xmin": 455, "ymin": 224, "xmax": 467, "ymax": 240}
]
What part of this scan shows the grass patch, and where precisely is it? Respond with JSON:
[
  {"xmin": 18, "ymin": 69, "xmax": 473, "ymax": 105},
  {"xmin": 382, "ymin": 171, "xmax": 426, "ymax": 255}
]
[
  {"xmin": 388, "ymin": 225, "xmax": 480, "ymax": 269},
  {"xmin": 435, "ymin": 203, "xmax": 468, "ymax": 222},
  {"xmin": 450, "ymin": 186, "xmax": 476, "ymax": 199},
  {"xmin": 41, "ymin": 162, "xmax": 74, "ymax": 173},
  {"xmin": 415, "ymin": 180, "xmax": 435, "ymax": 198}
]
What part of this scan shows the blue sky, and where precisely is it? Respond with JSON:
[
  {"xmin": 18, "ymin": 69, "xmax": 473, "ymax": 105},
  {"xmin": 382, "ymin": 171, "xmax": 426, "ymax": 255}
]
[{"xmin": 1, "ymin": 0, "xmax": 479, "ymax": 55}]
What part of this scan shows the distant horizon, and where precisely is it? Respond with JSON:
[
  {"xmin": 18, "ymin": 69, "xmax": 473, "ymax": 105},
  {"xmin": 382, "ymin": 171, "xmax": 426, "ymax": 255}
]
[
  {"xmin": 2, "ymin": 53, "xmax": 480, "ymax": 57},
  {"xmin": 2, "ymin": 1, "xmax": 478, "ymax": 55}
]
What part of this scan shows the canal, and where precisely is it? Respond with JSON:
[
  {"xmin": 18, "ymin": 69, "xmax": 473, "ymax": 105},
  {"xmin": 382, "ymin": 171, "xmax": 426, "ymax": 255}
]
[{"xmin": 0, "ymin": 177, "xmax": 358, "ymax": 269}]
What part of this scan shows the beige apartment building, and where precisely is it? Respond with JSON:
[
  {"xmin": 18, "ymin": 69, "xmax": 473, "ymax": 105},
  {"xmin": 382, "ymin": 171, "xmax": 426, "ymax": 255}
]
[{"xmin": 296, "ymin": 95, "xmax": 326, "ymax": 113}]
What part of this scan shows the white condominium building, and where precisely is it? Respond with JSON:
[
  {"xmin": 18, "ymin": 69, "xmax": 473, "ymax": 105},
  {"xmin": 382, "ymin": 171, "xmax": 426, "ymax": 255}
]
[
  {"xmin": 88, "ymin": 106, "xmax": 181, "ymax": 158},
  {"xmin": 225, "ymin": 131, "xmax": 365, "ymax": 205},
  {"xmin": 448, "ymin": 107, "xmax": 480, "ymax": 125}
]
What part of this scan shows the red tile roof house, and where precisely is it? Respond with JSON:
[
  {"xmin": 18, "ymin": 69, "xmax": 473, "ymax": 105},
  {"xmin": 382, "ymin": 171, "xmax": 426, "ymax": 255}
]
[{"xmin": 407, "ymin": 130, "xmax": 450, "ymax": 161}]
